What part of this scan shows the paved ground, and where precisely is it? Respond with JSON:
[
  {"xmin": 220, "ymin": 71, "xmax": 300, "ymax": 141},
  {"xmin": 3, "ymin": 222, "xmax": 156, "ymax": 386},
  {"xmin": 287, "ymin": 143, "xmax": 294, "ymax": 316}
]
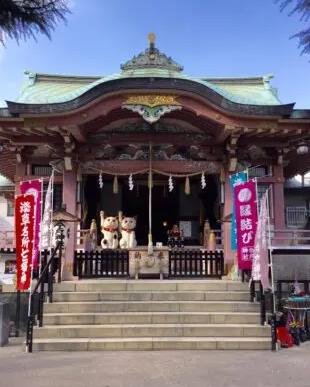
[{"xmin": 0, "ymin": 338, "xmax": 309, "ymax": 387}]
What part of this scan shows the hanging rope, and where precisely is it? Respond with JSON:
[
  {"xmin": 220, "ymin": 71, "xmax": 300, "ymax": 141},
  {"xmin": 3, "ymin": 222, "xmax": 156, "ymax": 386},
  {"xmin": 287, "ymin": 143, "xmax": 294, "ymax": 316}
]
[
  {"xmin": 89, "ymin": 165, "xmax": 206, "ymax": 178},
  {"xmin": 152, "ymin": 169, "xmax": 206, "ymax": 178},
  {"xmin": 185, "ymin": 176, "xmax": 191, "ymax": 195},
  {"xmin": 148, "ymin": 143, "xmax": 153, "ymax": 255},
  {"xmin": 113, "ymin": 175, "xmax": 118, "ymax": 194},
  {"xmin": 89, "ymin": 166, "xmax": 149, "ymax": 176}
]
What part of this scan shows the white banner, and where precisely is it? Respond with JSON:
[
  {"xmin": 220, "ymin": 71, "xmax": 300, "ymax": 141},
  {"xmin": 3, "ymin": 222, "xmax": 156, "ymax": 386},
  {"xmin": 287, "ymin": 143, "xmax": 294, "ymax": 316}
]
[{"xmin": 40, "ymin": 173, "xmax": 54, "ymax": 250}]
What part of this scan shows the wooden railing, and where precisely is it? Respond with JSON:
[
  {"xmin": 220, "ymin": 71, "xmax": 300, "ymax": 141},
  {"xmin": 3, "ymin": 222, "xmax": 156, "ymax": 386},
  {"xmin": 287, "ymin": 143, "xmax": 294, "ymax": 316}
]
[
  {"xmin": 73, "ymin": 250, "xmax": 129, "ymax": 279},
  {"xmin": 169, "ymin": 250, "xmax": 224, "ymax": 278}
]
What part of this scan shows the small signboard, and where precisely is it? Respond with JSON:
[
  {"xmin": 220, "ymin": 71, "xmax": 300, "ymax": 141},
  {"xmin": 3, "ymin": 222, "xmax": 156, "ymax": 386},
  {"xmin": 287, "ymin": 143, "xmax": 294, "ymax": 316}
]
[{"xmin": 179, "ymin": 221, "xmax": 192, "ymax": 238}]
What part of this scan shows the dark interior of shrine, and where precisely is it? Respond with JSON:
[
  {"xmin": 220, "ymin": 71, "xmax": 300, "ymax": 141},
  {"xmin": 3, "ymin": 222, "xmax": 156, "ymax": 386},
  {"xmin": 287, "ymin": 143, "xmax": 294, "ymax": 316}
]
[{"xmin": 82, "ymin": 174, "xmax": 220, "ymax": 246}]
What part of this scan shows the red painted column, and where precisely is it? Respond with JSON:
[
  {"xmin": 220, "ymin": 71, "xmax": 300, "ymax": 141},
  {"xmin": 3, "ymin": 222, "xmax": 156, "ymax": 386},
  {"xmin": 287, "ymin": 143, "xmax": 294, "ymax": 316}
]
[
  {"xmin": 273, "ymin": 165, "xmax": 285, "ymax": 230},
  {"xmin": 15, "ymin": 162, "xmax": 27, "ymax": 195},
  {"xmin": 62, "ymin": 169, "xmax": 77, "ymax": 280},
  {"xmin": 223, "ymin": 171, "xmax": 234, "ymax": 269}
]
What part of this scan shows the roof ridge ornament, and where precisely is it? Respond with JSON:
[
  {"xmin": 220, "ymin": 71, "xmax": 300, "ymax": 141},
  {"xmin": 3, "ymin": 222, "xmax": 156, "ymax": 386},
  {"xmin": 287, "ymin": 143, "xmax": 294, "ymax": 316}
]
[
  {"xmin": 120, "ymin": 33, "xmax": 183, "ymax": 73},
  {"xmin": 122, "ymin": 94, "xmax": 182, "ymax": 123}
]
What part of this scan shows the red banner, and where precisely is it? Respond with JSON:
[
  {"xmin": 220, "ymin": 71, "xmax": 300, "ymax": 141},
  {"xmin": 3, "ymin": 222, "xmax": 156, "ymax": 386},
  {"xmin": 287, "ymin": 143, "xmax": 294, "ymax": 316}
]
[
  {"xmin": 20, "ymin": 179, "xmax": 42, "ymax": 270},
  {"xmin": 15, "ymin": 194, "xmax": 35, "ymax": 291},
  {"xmin": 234, "ymin": 180, "xmax": 258, "ymax": 270}
]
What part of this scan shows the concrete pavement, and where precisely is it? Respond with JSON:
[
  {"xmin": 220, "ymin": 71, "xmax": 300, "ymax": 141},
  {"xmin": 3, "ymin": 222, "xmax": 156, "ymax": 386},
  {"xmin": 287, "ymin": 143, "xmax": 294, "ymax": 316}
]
[{"xmin": 0, "ymin": 338, "xmax": 309, "ymax": 387}]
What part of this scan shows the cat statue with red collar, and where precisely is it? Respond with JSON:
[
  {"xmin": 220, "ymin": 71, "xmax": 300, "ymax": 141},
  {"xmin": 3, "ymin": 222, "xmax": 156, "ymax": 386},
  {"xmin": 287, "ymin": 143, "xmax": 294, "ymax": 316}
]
[
  {"xmin": 100, "ymin": 211, "xmax": 119, "ymax": 249},
  {"xmin": 119, "ymin": 216, "xmax": 137, "ymax": 249}
]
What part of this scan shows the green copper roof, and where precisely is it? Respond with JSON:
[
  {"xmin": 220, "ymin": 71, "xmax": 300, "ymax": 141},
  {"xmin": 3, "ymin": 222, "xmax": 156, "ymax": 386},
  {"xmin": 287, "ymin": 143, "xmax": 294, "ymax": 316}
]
[
  {"xmin": 15, "ymin": 70, "xmax": 281, "ymax": 106},
  {"xmin": 15, "ymin": 41, "xmax": 281, "ymax": 106}
]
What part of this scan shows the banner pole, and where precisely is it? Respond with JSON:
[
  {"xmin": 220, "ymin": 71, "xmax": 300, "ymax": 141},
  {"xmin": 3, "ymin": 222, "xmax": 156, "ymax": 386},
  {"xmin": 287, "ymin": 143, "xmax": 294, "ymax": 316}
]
[
  {"xmin": 15, "ymin": 290, "xmax": 20, "ymax": 337},
  {"xmin": 266, "ymin": 187, "xmax": 276, "ymax": 313},
  {"xmin": 229, "ymin": 170, "xmax": 248, "ymax": 280},
  {"xmin": 38, "ymin": 178, "xmax": 43, "ymax": 277},
  {"xmin": 26, "ymin": 201, "xmax": 36, "ymax": 353}
]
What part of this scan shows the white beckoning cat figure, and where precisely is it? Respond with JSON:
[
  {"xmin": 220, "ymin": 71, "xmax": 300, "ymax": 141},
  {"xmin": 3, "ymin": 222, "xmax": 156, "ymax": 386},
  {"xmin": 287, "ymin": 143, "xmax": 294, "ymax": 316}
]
[
  {"xmin": 100, "ymin": 211, "xmax": 119, "ymax": 249},
  {"xmin": 119, "ymin": 216, "xmax": 137, "ymax": 249}
]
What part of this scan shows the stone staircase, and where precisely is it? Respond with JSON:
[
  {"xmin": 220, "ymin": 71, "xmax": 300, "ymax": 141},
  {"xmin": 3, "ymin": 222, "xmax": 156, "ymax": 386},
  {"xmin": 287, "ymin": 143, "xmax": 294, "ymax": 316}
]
[{"xmin": 32, "ymin": 280, "xmax": 271, "ymax": 351}]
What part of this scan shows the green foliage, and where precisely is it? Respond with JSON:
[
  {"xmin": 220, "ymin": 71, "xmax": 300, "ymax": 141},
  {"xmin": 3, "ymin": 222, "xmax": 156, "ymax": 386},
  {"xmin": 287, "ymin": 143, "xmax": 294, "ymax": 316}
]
[
  {"xmin": 277, "ymin": 0, "xmax": 310, "ymax": 55},
  {"xmin": 0, "ymin": 0, "xmax": 70, "ymax": 44}
]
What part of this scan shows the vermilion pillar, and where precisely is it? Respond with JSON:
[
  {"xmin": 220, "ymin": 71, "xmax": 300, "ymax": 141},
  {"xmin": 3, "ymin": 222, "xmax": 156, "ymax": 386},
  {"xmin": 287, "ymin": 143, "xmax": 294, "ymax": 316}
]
[
  {"xmin": 15, "ymin": 161, "xmax": 27, "ymax": 195},
  {"xmin": 62, "ymin": 169, "xmax": 77, "ymax": 280},
  {"xmin": 273, "ymin": 165, "xmax": 285, "ymax": 230},
  {"xmin": 223, "ymin": 171, "xmax": 234, "ymax": 268}
]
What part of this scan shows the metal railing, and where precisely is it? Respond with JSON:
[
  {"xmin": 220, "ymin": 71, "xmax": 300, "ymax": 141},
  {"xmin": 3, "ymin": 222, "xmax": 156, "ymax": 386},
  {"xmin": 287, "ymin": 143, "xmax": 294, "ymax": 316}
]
[
  {"xmin": 271, "ymin": 229, "xmax": 310, "ymax": 247},
  {"xmin": 285, "ymin": 207, "xmax": 308, "ymax": 228},
  {"xmin": 73, "ymin": 250, "xmax": 129, "ymax": 279},
  {"xmin": 248, "ymin": 247, "xmax": 310, "ymax": 351},
  {"xmin": 249, "ymin": 279, "xmax": 277, "ymax": 350},
  {"xmin": 169, "ymin": 250, "xmax": 224, "ymax": 278},
  {"xmin": 26, "ymin": 242, "xmax": 63, "ymax": 353}
]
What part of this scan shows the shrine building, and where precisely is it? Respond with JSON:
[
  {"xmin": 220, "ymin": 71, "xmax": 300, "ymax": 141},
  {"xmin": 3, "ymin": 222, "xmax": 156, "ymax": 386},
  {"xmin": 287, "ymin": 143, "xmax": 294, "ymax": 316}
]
[{"xmin": 1, "ymin": 34, "xmax": 310, "ymax": 280}]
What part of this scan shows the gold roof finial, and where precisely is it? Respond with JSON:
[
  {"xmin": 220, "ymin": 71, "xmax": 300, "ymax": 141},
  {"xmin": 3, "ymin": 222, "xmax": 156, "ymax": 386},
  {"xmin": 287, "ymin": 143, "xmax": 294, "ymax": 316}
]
[{"xmin": 148, "ymin": 32, "xmax": 156, "ymax": 45}]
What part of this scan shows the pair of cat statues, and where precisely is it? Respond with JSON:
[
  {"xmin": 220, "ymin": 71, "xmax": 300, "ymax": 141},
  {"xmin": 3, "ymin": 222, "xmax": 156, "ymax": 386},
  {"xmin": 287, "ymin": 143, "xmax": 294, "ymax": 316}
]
[{"xmin": 100, "ymin": 211, "xmax": 137, "ymax": 249}]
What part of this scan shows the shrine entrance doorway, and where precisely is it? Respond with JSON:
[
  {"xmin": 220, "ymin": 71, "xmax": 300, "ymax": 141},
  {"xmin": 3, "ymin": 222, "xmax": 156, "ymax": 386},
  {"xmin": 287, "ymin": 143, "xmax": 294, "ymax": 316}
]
[
  {"xmin": 122, "ymin": 180, "xmax": 179, "ymax": 246},
  {"xmin": 82, "ymin": 174, "xmax": 220, "ymax": 247}
]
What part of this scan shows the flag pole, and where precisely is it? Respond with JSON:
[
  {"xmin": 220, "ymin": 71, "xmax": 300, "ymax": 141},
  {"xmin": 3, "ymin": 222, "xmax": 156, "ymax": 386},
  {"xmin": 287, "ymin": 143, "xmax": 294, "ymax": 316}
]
[{"xmin": 266, "ymin": 187, "xmax": 276, "ymax": 313}]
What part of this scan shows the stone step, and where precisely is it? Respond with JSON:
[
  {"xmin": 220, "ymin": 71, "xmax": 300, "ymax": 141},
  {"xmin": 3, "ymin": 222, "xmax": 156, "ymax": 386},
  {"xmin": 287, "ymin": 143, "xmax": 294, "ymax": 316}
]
[
  {"xmin": 44, "ymin": 311, "xmax": 261, "ymax": 325},
  {"xmin": 44, "ymin": 301, "xmax": 259, "ymax": 313},
  {"xmin": 52, "ymin": 291, "xmax": 250, "ymax": 302},
  {"xmin": 31, "ymin": 337, "xmax": 271, "ymax": 351},
  {"xmin": 54, "ymin": 280, "xmax": 249, "ymax": 293},
  {"xmin": 34, "ymin": 323, "xmax": 270, "ymax": 339}
]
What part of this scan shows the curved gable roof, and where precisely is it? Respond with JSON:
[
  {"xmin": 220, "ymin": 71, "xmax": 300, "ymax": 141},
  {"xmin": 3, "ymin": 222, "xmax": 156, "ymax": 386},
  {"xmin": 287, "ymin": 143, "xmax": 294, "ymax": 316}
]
[
  {"xmin": 15, "ymin": 70, "xmax": 281, "ymax": 107},
  {"xmin": 5, "ymin": 39, "xmax": 300, "ymax": 117}
]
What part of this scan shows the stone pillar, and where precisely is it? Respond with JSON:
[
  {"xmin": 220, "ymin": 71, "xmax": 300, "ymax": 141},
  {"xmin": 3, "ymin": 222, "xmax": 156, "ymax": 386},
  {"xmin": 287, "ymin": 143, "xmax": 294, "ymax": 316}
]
[
  {"xmin": 273, "ymin": 165, "xmax": 285, "ymax": 230},
  {"xmin": 62, "ymin": 169, "xmax": 77, "ymax": 280},
  {"xmin": 223, "ymin": 171, "xmax": 234, "ymax": 269}
]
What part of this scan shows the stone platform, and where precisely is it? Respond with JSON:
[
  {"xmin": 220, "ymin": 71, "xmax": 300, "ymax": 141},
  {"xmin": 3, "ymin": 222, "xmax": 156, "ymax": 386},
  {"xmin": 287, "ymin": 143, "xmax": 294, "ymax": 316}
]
[{"xmin": 31, "ymin": 279, "xmax": 271, "ymax": 351}]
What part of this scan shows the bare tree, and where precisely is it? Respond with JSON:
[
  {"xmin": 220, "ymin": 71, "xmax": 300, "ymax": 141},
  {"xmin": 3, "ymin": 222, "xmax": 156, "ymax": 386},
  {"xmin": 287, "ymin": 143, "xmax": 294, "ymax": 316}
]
[
  {"xmin": 278, "ymin": 0, "xmax": 310, "ymax": 55},
  {"xmin": 0, "ymin": 0, "xmax": 70, "ymax": 44}
]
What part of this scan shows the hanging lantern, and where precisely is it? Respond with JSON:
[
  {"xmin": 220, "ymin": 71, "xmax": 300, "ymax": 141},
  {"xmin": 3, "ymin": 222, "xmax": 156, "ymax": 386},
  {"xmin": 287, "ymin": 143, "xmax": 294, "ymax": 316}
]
[
  {"xmin": 128, "ymin": 174, "xmax": 134, "ymax": 191},
  {"xmin": 168, "ymin": 175, "xmax": 174, "ymax": 192},
  {"xmin": 297, "ymin": 142, "xmax": 309, "ymax": 155},
  {"xmin": 98, "ymin": 173, "xmax": 104, "ymax": 189},
  {"xmin": 113, "ymin": 175, "xmax": 119, "ymax": 194},
  {"xmin": 185, "ymin": 176, "xmax": 191, "ymax": 195},
  {"xmin": 201, "ymin": 172, "xmax": 206, "ymax": 189}
]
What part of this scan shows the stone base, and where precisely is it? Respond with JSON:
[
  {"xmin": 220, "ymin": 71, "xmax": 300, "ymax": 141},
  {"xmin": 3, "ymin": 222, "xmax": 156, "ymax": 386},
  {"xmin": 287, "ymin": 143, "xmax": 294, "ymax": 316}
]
[{"xmin": 128, "ymin": 247, "xmax": 169, "ymax": 279}]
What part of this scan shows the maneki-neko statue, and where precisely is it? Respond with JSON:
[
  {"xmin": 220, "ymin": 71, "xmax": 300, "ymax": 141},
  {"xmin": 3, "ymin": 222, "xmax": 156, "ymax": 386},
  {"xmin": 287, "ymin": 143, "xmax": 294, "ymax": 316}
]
[
  {"xmin": 119, "ymin": 216, "xmax": 137, "ymax": 249},
  {"xmin": 100, "ymin": 211, "xmax": 119, "ymax": 249},
  {"xmin": 167, "ymin": 224, "xmax": 184, "ymax": 249}
]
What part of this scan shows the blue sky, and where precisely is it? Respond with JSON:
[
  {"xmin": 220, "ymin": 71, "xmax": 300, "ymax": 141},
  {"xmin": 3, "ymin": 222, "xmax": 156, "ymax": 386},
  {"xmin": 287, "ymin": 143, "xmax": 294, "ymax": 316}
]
[{"xmin": 0, "ymin": 0, "xmax": 309, "ymax": 107}]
